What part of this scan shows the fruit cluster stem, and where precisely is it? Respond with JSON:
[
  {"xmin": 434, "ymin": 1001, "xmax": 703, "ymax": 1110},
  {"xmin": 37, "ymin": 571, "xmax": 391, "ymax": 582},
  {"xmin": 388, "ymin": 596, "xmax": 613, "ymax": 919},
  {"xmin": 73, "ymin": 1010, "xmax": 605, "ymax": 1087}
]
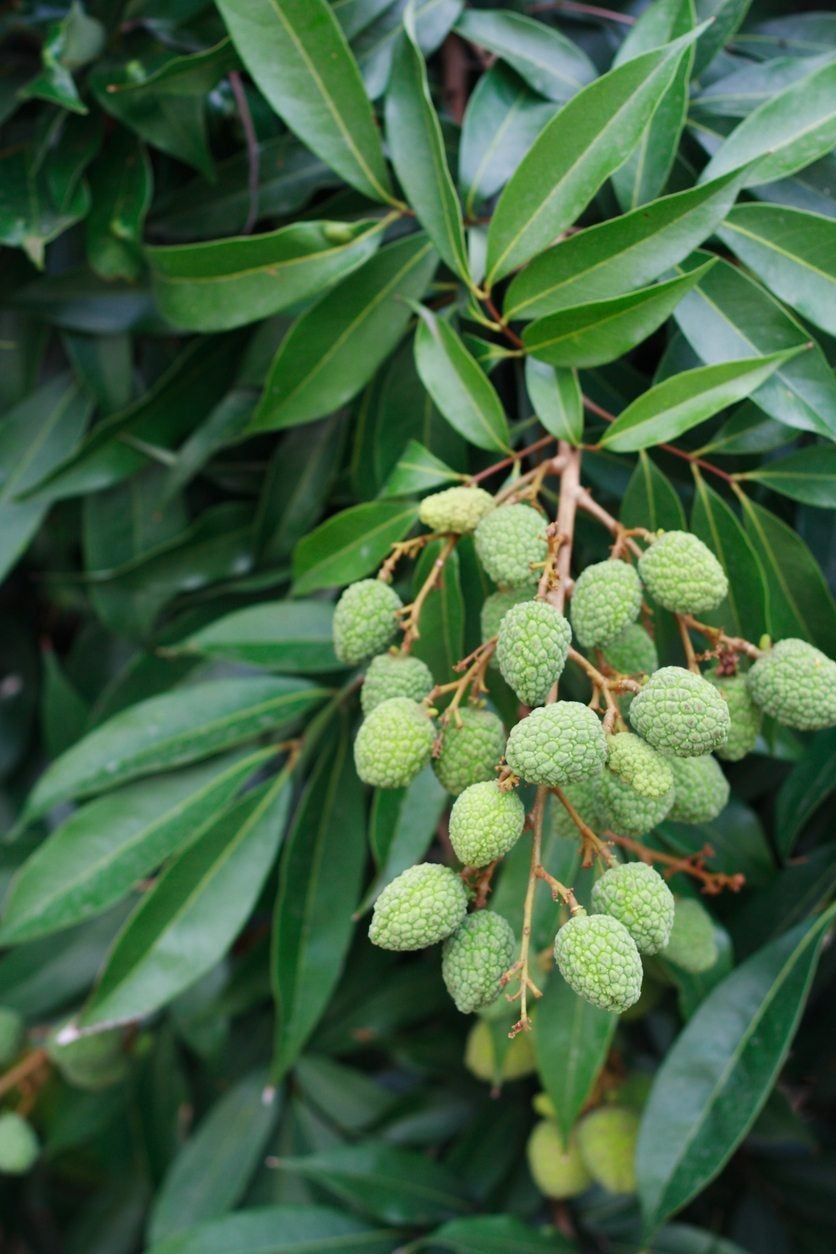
[
  {"xmin": 606, "ymin": 831, "xmax": 746, "ymax": 894},
  {"xmin": 398, "ymin": 535, "xmax": 458, "ymax": 650}
]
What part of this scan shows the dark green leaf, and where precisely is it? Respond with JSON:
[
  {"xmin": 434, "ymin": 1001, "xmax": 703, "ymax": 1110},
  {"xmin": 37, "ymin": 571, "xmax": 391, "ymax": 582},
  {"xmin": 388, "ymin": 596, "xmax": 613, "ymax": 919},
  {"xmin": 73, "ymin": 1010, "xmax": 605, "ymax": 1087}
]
[
  {"xmin": 690, "ymin": 475, "xmax": 767, "ymax": 640},
  {"xmin": 533, "ymin": 973, "xmax": 617, "ymax": 1144},
  {"xmin": 147, "ymin": 1204, "xmax": 400, "ymax": 1254},
  {"xmin": 455, "ymin": 9, "xmax": 595, "ymax": 103},
  {"xmin": 379, "ymin": 439, "xmax": 464, "ymax": 498},
  {"xmin": 774, "ymin": 728, "xmax": 836, "ymax": 858},
  {"xmin": 525, "ymin": 358, "xmax": 583, "ymax": 444},
  {"xmin": 422, "ymin": 1214, "xmax": 574, "ymax": 1252},
  {"xmin": 85, "ymin": 130, "xmax": 152, "ymax": 282},
  {"xmin": 622, "ymin": 453, "xmax": 687, "ymax": 530},
  {"xmin": 292, "ymin": 499, "xmax": 418, "ymax": 594},
  {"xmin": 414, "ymin": 309, "xmax": 510, "ymax": 452},
  {"xmin": 737, "ymin": 446, "xmax": 836, "ymax": 508},
  {"xmin": 359, "ymin": 765, "xmax": 447, "ymax": 913},
  {"xmin": 178, "ymin": 602, "xmax": 340, "ymax": 673}
]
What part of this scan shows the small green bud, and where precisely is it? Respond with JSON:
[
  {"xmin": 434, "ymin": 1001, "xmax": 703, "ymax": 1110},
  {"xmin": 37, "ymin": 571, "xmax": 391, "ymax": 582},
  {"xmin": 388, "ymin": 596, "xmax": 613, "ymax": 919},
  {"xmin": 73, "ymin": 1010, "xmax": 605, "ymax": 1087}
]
[
  {"xmin": 354, "ymin": 697, "xmax": 435, "ymax": 788},
  {"xmin": 505, "ymin": 702, "xmax": 607, "ymax": 787},
  {"xmin": 419, "ymin": 486, "xmax": 494, "ymax": 534},
  {"xmin": 360, "ymin": 652, "xmax": 434, "ymax": 715},
  {"xmin": 0, "ymin": 1112, "xmax": 39, "ymax": 1175},
  {"xmin": 474, "ymin": 504, "xmax": 548, "ymax": 587},
  {"xmin": 496, "ymin": 601, "xmax": 571, "ymax": 706},
  {"xmin": 369, "ymin": 863, "xmax": 468, "ymax": 950},
  {"xmin": 333, "ymin": 579, "xmax": 402, "ymax": 665},
  {"xmin": 570, "ymin": 560, "xmax": 642, "ymax": 648},
  {"xmin": 448, "ymin": 780, "xmax": 525, "ymax": 867},
  {"xmin": 746, "ymin": 638, "xmax": 836, "ymax": 731},
  {"xmin": 666, "ymin": 754, "xmax": 730, "ymax": 824},
  {"xmin": 442, "ymin": 910, "xmax": 516, "ymax": 1013},
  {"xmin": 527, "ymin": 1121, "xmax": 592, "ymax": 1199},
  {"xmin": 577, "ymin": 1107, "xmax": 639, "ymax": 1194},
  {"xmin": 662, "ymin": 898, "xmax": 718, "ymax": 973},
  {"xmin": 554, "ymin": 912, "xmax": 643, "ymax": 1014},
  {"xmin": 638, "ymin": 531, "xmax": 728, "ymax": 614},
  {"xmin": 629, "ymin": 667, "xmax": 730, "ymax": 757},
  {"xmin": 591, "ymin": 862, "xmax": 675, "ymax": 955},
  {"xmin": 434, "ymin": 707, "xmax": 506, "ymax": 795}
]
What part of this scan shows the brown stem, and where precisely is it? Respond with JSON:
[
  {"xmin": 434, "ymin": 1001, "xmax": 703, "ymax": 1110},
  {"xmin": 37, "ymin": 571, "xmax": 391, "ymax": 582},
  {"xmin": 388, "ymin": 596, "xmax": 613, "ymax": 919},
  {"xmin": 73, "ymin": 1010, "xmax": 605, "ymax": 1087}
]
[
  {"xmin": 681, "ymin": 613, "xmax": 763, "ymax": 661},
  {"xmin": 0, "ymin": 1049, "xmax": 48, "ymax": 1099},
  {"xmin": 228, "ymin": 72, "xmax": 260, "ymax": 234},
  {"xmin": 607, "ymin": 833, "xmax": 746, "ymax": 895},
  {"xmin": 398, "ymin": 536, "xmax": 458, "ymax": 650},
  {"xmin": 430, "ymin": 638, "xmax": 496, "ymax": 721},
  {"xmin": 554, "ymin": 786, "xmax": 616, "ymax": 868},
  {"xmin": 467, "ymin": 434, "xmax": 556, "ymax": 485},
  {"xmin": 676, "ymin": 613, "xmax": 701, "ymax": 674},
  {"xmin": 441, "ymin": 33, "xmax": 469, "ymax": 124}
]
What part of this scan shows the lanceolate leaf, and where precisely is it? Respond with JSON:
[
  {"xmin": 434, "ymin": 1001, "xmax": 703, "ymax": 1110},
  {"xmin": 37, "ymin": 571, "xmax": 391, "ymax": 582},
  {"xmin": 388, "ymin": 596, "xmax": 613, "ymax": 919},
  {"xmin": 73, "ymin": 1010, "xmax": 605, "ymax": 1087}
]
[
  {"xmin": 359, "ymin": 765, "xmax": 447, "ymax": 913},
  {"xmin": 534, "ymin": 976, "xmax": 617, "ymax": 1144},
  {"xmin": 484, "ymin": 29, "xmax": 701, "ymax": 285},
  {"xmin": 216, "ymin": 0, "xmax": 394, "ymax": 203},
  {"xmin": 525, "ymin": 358, "xmax": 583, "ymax": 445},
  {"xmin": 146, "ymin": 1206, "xmax": 400, "ymax": 1254},
  {"xmin": 774, "ymin": 728, "xmax": 836, "ymax": 859},
  {"xmin": 414, "ymin": 309, "xmax": 510, "ymax": 451},
  {"xmin": 379, "ymin": 439, "xmax": 464, "ymax": 498},
  {"xmin": 454, "ymin": 8, "xmax": 596, "ymax": 103},
  {"xmin": 637, "ymin": 909, "xmax": 835, "ymax": 1235},
  {"xmin": 292, "ymin": 499, "xmax": 419, "ymax": 593},
  {"xmin": 178, "ymin": 601, "xmax": 341, "ymax": 672},
  {"xmin": 622, "ymin": 453, "xmax": 687, "ymax": 531},
  {"xmin": 737, "ymin": 446, "xmax": 836, "ymax": 508},
  {"xmin": 690, "ymin": 476, "xmax": 767, "ymax": 640}
]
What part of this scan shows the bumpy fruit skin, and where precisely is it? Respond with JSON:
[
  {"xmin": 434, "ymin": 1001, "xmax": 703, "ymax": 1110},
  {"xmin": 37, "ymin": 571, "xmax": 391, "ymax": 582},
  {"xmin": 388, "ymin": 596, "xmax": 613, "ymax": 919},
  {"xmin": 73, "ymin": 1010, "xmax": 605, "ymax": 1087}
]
[
  {"xmin": 442, "ymin": 910, "xmax": 516, "ymax": 1013},
  {"xmin": 663, "ymin": 898, "xmax": 718, "ymax": 972},
  {"xmin": 0, "ymin": 1006, "xmax": 24, "ymax": 1066},
  {"xmin": 419, "ymin": 486, "xmax": 494, "ymax": 534},
  {"xmin": 449, "ymin": 781, "xmax": 525, "ymax": 866},
  {"xmin": 550, "ymin": 777, "xmax": 606, "ymax": 839},
  {"xmin": 354, "ymin": 698, "xmax": 435, "ymax": 788},
  {"xmin": 667, "ymin": 754, "xmax": 730, "ymax": 824},
  {"xmin": 333, "ymin": 579, "xmax": 402, "ymax": 665},
  {"xmin": 434, "ymin": 707, "xmax": 506, "ymax": 795},
  {"xmin": 0, "ymin": 1112, "xmax": 39, "ymax": 1175},
  {"xmin": 527, "ymin": 1121, "xmax": 592, "ymax": 1199},
  {"xmin": 706, "ymin": 670, "xmax": 761, "ymax": 761},
  {"xmin": 602, "ymin": 623, "xmax": 658, "ymax": 676},
  {"xmin": 506, "ymin": 702, "xmax": 607, "ymax": 787},
  {"xmin": 570, "ymin": 560, "xmax": 642, "ymax": 648},
  {"xmin": 496, "ymin": 601, "xmax": 571, "ymax": 706},
  {"xmin": 474, "ymin": 504, "xmax": 547, "ymax": 587},
  {"xmin": 601, "ymin": 770, "xmax": 674, "ymax": 837},
  {"xmin": 369, "ymin": 863, "xmax": 468, "ymax": 950},
  {"xmin": 554, "ymin": 912, "xmax": 643, "ymax": 1013},
  {"xmin": 360, "ymin": 652, "xmax": 434, "ymax": 716},
  {"xmin": 638, "ymin": 531, "xmax": 728, "ymax": 614},
  {"xmin": 591, "ymin": 862, "xmax": 675, "ymax": 955},
  {"xmin": 629, "ymin": 667, "xmax": 730, "ymax": 757},
  {"xmin": 480, "ymin": 587, "xmax": 531, "ymax": 645},
  {"xmin": 606, "ymin": 732, "xmax": 673, "ymax": 799},
  {"xmin": 465, "ymin": 1018, "xmax": 536, "ymax": 1083},
  {"xmin": 746, "ymin": 638, "xmax": 836, "ymax": 731},
  {"xmin": 577, "ymin": 1107, "xmax": 639, "ymax": 1194},
  {"xmin": 48, "ymin": 1027, "xmax": 128, "ymax": 1090}
]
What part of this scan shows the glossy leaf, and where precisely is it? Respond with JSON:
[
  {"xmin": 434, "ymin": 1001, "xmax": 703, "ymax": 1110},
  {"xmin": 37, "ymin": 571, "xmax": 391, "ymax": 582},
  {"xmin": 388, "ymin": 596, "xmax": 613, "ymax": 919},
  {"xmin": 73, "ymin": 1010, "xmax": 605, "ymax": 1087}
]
[
  {"xmin": 738, "ymin": 446, "xmax": 836, "ymax": 508},
  {"xmin": 534, "ymin": 974, "xmax": 617, "ymax": 1143},
  {"xmin": 379, "ymin": 439, "xmax": 464, "ymax": 498},
  {"xmin": 455, "ymin": 8, "xmax": 596, "ymax": 103},
  {"xmin": 424, "ymin": 1215, "xmax": 574, "ymax": 1252},
  {"xmin": 410, "ymin": 540, "xmax": 465, "ymax": 683},
  {"xmin": 622, "ymin": 453, "xmax": 687, "ymax": 531},
  {"xmin": 85, "ymin": 130, "xmax": 152, "ymax": 282},
  {"xmin": 691, "ymin": 0, "xmax": 751, "ymax": 75},
  {"xmin": 360, "ymin": 766, "xmax": 447, "ymax": 913},
  {"xmin": 774, "ymin": 728, "xmax": 836, "ymax": 859},
  {"xmin": 525, "ymin": 358, "xmax": 583, "ymax": 445},
  {"xmin": 690, "ymin": 476, "xmax": 767, "ymax": 641},
  {"xmin": 414, "ymin": 309, "xmax": 510, "ymax": 451},
  {"xmin": 292, "ymin": 499, "xmax": 418, "ymax": 593},
  {"xmin": 178, "ymin": 602, "xmax": 340, "ymax": 672},
  {"xmin": 147, "ymin": 1205, "xmax": 400, "ymax": 1254}
]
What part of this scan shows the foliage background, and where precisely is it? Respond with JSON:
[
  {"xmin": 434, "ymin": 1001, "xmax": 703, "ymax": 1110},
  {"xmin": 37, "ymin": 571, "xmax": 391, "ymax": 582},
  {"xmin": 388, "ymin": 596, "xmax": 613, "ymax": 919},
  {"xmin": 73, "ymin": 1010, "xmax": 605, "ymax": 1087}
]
[{"xmin": 0, "ymin": 0, "xmax": 835, "ymax": 1250}]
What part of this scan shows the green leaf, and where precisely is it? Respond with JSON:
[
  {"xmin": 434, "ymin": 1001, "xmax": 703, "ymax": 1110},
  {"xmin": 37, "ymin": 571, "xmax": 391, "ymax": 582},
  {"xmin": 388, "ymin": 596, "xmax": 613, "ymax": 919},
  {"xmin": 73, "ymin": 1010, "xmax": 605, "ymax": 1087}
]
[
  {"xmin": 359, "ymin": 765, "xmax": 447, "ymax": 913},
  {"xmin": 523, "ymin": 263, "xmax": 715, "ymax": 368},
  {"xmin": 525, "ymin": 358, "xmax": 583, "ymax": 444},
  {"xmin": 673, "ymin": 254, "xmax": 836, "ymax": 440},
  {"xmin": 148, "ymin": 219, "xmax": 386, "ymax": 331},
  {"xmin": 255, "ymin": 416, "xmax": 345, "ymax": 563},
  {"xmin": 410, "ymin": 540, "xmax": 465, "ymax": 682},
  {"xmin": 697, "ymin": 404, "xmax": 794, "ymax": 458},
  {"xmin": 85, "ymin": 129, "xmax": 152, "ymax": 282},
  {"xmin": 622, "ymin": 453, "xmax": 687, "ymax": 530},
  {"xmin": 601, "ymin": 349, "xmax": 804, "ymax": 452},
  {"xmin": 0, "ymin": 752, "xmax": 273, "ymax": 945},
  {"xmin": 774, "ymin": 728, "xmax": 836, "ymax": 859},
  {"xmin": 379, "ymin": 439, "xmax": 464, "ymax": 498},
  {"xmin": 700, "ymin": 57, "xmax": 836, "ymax": 188},
  {"xmin": 147, "ymin": 1205, "xmax": 401, "ymax": 1254},
  {"xmin": 738, "ymin": 495, "xmax": 836, "ymax": 655},
  {"xmin": 728, "ymin": 847, "xmax": 836, "ymax": 961},
  {"xmin": 272, "ymin": 727, "xmax": 366, "ymax": 1080},
  {"xmin": 20, "ymin": 3, "xmax": 104, "ymax": 114},
  {"xmin": 691, "ymin": 0, "xmax": 751, "ymax": 76},
  {"xmin": 216, "ymin": 0, "xmax": 393, "ymax": 203},
  {"xmin": 504, "ymin": 168, "xmax": 746, "ymax": 321},
  {"xmin": 148, "ymin": 1072, "xmax": 281, "ymax": 1243},
  {"xmin": 79, "ymin": 771, "xmax": 292, "ymax": 1028},
  {"xmin": 385, "ymin": 15, "xmax": 469, "ymax": 281},
  {"xmin": 717, "ymin": 204, "xmax": 836, "ymax": 337},
  {"xmin": 637, "ymin": 908, "xmax": 835, "ymax": 1235},
  {"xmin": 414, "ymin": 309, "xmax": 510, "ymax": 452},
  {"xmin": 423, "ymin": 1214, "xmax": 574, "ymax": 1252},
  {"xmin": 24, "ymin": 677, "xmax": 325, "ymax": 822},
  {"xmin": 250, "ymin": 234, "xmax": 438, "ymax": 432},
  {"xmin": 738, "ymin": 446, "xmax": 836, "ymax": 508},
  {"xmin": 484, "ymin": 29, "xmax": 701, "ymax": 285},
  {"xmin": 292, "ymin": 499, "xmax": 418, "ymax": 594},
  {"xmin": 454, "ymin": 8, "xmax": 595, "ymax": 103},
  {"xmin": 533, "ymin": 974, "xmax": 617, "ymax": 1144},
  {"xmin": 178, "ymin": 602, "xmax": 341, "ymax": 673},
  {"xmin": 690, "ymin": 476, "xmax": 767, "ymax": 641}
]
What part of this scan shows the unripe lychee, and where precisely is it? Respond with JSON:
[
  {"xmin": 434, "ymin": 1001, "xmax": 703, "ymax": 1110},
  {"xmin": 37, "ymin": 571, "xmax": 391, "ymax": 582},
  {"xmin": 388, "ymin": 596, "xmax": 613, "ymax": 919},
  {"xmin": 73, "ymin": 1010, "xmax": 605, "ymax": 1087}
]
[
  {"xmin": 554, "ymin": 912, "xmax": 642, "ymax": 1013},
  {"xmin": 638, "ymin": 531, "xmax": 728, "ymax": 614},
  {"xmin": 746, "ymin": 638, "xmax": 836, "ymax": 731},
  {"xmin": 629, "ymin": 667, "xmax": 730, "ymax": 757},
  {"xmin": 419, "ymin": 485, "xmax": 494, "ymax": 534},
  {"xmin": 0, "ymin": 1112, "xmax": 39, "ymax": 1175},
  {"xmin": 0, "ymin": 1007, "xmax": 24, "ymax": 1066},
  {"xmin": 602, "ymin": 623, "xmax": 658, "ymax": 676},
  {"xmin": 667, "ymin": 754, "xmax": 729, "ymax": 824},
  {"xmin": 606, "ymin": 733, "xmax": 673, "ymax": 799},
  {"xmin": 434, "ymin": 706, "xmax": 505, "ymax": 795},
  {"xmin": 590, "ymin": 862, "xmax": 675, "ymax": 955},
  {"xmin": 662, "ymin": 898, "xmax": 718, "ymax": 972},
  {"xmin": 360, "ymin": 652, "xmax": 434, "ymax": 715},
  {"xmin": 601, "ymin": 769, "xmax": 674, "ymax": 837},
  {"xmin": 506, "ymin": 702, "xmax": 607, "ymax": 787},
  {"xmin": 570, "ymin": 560, "xmax": 642, "ymax": 648},
  {"xmin": 442, "ymin": 910, "xmax": 516, "ymax": 1013},
  {"xmin": 354, "ymin": 697, "xmax": 435, "ymax": 788},
  {"xmin": 464, "ymin": 1017, "xmax": 535, "ymax": 1083},
  {"xmin": 474, "ymin": 504, "xmax": 548, "ymax": 587},
  {"xmin": 449, "ymin": 780, "xmax": 525, "ymax": 867},
  {"xmin": 577, "ymin": 1106, "xmax": 639, "ymax": 1194},
  {"xmin": 333, "ymin": 579, "xmax": 402, "ymax": 665},
  {"xmin": 496, "ymin": 601, "xmax": 571, "ymax": 706},
  {"xmin": 707, "ymin": 670, "xmax": 761, "ymax": 761},
  {"xmin": 549, "ymin": 777, "xmax": 606, "ymax": 839},
  {"xmin": 47, "ymin": 1026, "xmax": 128, "ymax": 1090},
  {"xmin": 527, "ymin": 1121, "xmax": 592, "ymax": 1199},
  {"xmin": 369, "ymin": 863, "xmax": 468, "ymax": 950},
  {"xmin": 480, "ymin": 587, "xmax": 532, "ymax": 648}
]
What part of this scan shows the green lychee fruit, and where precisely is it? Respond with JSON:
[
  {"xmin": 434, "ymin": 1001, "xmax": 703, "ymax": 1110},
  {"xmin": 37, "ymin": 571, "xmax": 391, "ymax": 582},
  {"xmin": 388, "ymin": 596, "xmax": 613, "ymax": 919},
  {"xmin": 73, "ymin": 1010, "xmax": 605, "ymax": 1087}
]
[
  {"xmin": 746, "ymin": 638, "xmax": 836, "ymax": 731},
  {"xmin": 434, "ymin": 706, "xmax": 506, "ymax": 795},
  {"xmin": 662, "ymin": 898, "xmax": 718, "ymax": 972},
  {"xmin": 600, "ymin": 769, "xmax": 674, "ymax": 837},
  {"xmin": 442, "ymin": 910, "xmax": 516, "ymax": 1013},
  {"xmin": 527, "ymin": 1121, "xmax": 592, "ymax": 1199},
  {"xmin": 554, "ymin": 911, "xmax": 643, "ymax": 1013},
  {"xmin": 666, "ymin": 754, "xmax": 730, "ymax": 824},
  {"xmin": 638, "ymin": 531, "xmax": 728, "ymax": 614},
  {"xmin": 464, "ymin": 1017, "xmax": 535, "ymax": 1083},
  {"xmin": 606, "ymin": 732, "xmax": 673, "ymax": 799},
  {"xmin": 570, "ymin": 560, "xmax": 642, "ymax": 648},
  {"xmin": 48, "ymin": 1026, "xmax": 128, "ymax": 1091},
  {"xmin": 505, "ymin": 702, "xmax": 607, "ymax": 787},
  {"xmin": 590, "ymin": 862, "xmax": 675, "ymax": 955},
  {"xmin": 419, "ymin": 485, "xmax": 494, "ymax": 534},
  {"xmin": 549, "ymin": 777, "xmax": 606, "ymax": 839},
  {"xmin": 602, "ymin": 623, "xmax": 658, "ymax": 676},
  {"xmin": 369, "ymin": 863, "xmax": 468, "ymax": 950},
  {"xmin": 474, "ymin": 503, "xmax": 548, "ymax": 587},
  {"xmin": 629, "ymin": 667, "xmax": 731, "ymax": 757},
  {"xmin": 577, "ymin": 1106, "xmax": 639, "ymax": 1194},
  {"xmin": 0, "ymin": 1112, "xmax": 39, "ymax": 1175},
  {"xmin": 449, "ymin": 780, "xmax": 525, "ymax": 867},
  {"xmin": 480, "ymin": 587, "xmax": 532, "ymax": 647},
  {"xmin": 0, "ymin": 1007, "xmax": 24, "ymax": 1066},
  {"xmin": 333, "ymin": 579, "xmax": 402, "ymax": 665},
  {"xmin": 707, "ymin": 670, "xmax": 761, "ymax": 761},
  {"xmin": 496, "ymin": 601, "xmax": 571, "ymax": 706},
  {"xmin": 354, "ymin": 697, "xmax": 435, "ymax": 788},
  {"xmin": 360, "ymin": 652, "xmax": 434, "ymax": 715}
]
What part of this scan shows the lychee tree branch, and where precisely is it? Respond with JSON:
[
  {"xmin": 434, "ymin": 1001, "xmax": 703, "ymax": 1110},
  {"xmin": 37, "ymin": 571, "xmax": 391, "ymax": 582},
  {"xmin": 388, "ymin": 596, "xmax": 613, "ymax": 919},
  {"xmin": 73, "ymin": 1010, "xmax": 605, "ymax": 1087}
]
[
  {"xmin": 398, "ymin": 535, "xmax": 458, "ymax": 650},
  {"xmin": 607, "ymin": 831, "xmax": 746, "ymax": 895}
]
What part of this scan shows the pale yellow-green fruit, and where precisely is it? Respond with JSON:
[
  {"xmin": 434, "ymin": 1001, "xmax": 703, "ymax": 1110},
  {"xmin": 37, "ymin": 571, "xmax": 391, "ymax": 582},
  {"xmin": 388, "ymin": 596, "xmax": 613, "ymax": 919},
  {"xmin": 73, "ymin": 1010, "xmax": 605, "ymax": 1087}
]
[
  {"xmin": 707, "ymin": 670, "xmax": 761, "ymax": 761},
  {"xmin": 746, "ymin": 638, "xmax": 836, "ymax": 731},
  {"xmin": 480, "ymin": 587, "xmax": 532, "ymax": 649},
  {"xmin": 448, "ymin": 780, "xmax": 525, "ymax": 867},
  {"xmin": 464, "ymin": 1018, "xmax": 536, "ymax": 1083},
  {"xmin": 497, "ymin": 600, "xmax": 571, "ymax": 707},
  {"xmin": 474, "ymin": 503, "xmax": 548, "ymax": 587},
  {"xmin": 419, "ymin": 486, "xmax": 495, "ymax": 534},
  {"xmin": 505, "ymin": 702, "xmax": 607, "ymax": 787},
  {"xmin": 577, "ymin": 1106, "xmax": 639, "ymax": 1194},
  {"xmin": 662, "ymin": 898, "xmax": 718, "ymax": 973},
  {"xmin": 629, "ymin": 667, "xmax": 730, "ymax": 757},
  {"xmin": 527, "ymin": 1120, "xmax": 593, "ymax": 1199},
  {"xmin": 554, "ymin": 912, "xmax": 643, "ymax": 1014},
  {"xmin": 434, "ymin": 706, "xmax": 506, "ymax": 795},
  {"xmin": 638, "ymin": 531, "xmax": 728, "ymax": 615},
  {"xmin": 442, "ymin": 910, "xmax": 516, "ymax": 1013},
  {"xmin": 666, "ymin": 754, "xmax": 730, "ymax": 825},
  {"xmin": 570, "ymin": 559, "xmax": 642, "ymax": 648},
  {"xmin": 354, "ymin": 697, "xmax": 435, "ymax": 788},
  {"xmin": 590, "ymin": 862, "xmax": 675, "ymax": 955},
  {"xmin": 360, "ymin": 652, "xmax": 434, "ymax": 715},
  {"xmin": 602, "ymin": 623, "xmax": 658, "ymax": 676},
  {"xmin": 549, "ymin": 776, "xmax": 606, "ymax": 839},
  {"xmin": 369, "ymin": 863, "xmax": 468, "ymax": 951},
  {"xmin": 332, "ymin": 579, "xmax": 402, "ymax": 665},
  {"xmin": 0, "ymin": 1112, "xmax": 39, "ymax": 1175}
]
